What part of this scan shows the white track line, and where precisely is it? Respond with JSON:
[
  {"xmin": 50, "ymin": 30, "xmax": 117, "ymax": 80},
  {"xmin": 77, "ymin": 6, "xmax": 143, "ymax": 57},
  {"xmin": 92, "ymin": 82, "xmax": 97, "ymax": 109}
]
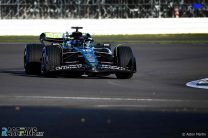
[{"xmin": 0, "ymin": 95, "xmax": 201, "ymax": 103}]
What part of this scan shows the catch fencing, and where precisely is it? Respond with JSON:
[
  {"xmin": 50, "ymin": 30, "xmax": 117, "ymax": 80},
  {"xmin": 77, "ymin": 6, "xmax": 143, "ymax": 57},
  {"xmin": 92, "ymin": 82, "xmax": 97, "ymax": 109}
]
[{"xmin": 0, "ymin": 0, "xmax": 208, "ymax": 19}]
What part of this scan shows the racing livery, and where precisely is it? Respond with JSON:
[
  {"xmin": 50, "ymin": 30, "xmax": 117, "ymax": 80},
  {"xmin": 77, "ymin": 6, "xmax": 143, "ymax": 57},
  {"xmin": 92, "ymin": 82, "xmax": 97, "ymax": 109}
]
[{"xmin": 24, "ymin": 27, "xmax": 136, "ymax": 79}]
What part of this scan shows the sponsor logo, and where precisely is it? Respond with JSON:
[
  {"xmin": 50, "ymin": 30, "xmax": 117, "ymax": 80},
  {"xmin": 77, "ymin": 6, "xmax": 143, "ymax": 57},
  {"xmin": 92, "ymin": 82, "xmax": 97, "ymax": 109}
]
[
  {"xmin": 55, "ymin": 64, "xmax": 83, "ymax": 70},
  {"xmin": 1, "ymin": 127, "xmax": 44, "ymax": 137}
]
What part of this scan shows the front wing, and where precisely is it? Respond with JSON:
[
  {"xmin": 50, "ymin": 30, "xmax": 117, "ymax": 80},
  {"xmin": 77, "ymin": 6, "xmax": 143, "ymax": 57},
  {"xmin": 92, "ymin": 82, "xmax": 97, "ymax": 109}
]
[{"xmin": 50, "ymin": 64, "xmax": 133, "ymax": 73}]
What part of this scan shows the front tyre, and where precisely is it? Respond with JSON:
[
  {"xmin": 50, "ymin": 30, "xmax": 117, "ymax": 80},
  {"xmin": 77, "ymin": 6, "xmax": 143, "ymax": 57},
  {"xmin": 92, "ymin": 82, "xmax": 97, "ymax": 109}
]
[
  {"xmin": 24, "ymin": 44, "xmax": 44, "ymax": 74},
  {"xmin": 41, "ymin": 46, "xmax": 62, "ymax": 77},
  {"xmin": 114, "ymin": 46, "xmax": 136, "ymax": 79}
]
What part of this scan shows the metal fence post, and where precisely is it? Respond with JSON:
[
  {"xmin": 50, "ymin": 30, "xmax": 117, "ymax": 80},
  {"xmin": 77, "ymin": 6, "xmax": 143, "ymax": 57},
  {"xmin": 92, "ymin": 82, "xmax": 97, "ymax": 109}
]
[
  {"xmin": 60, "ymin": 0, "xmax": 63, "ymax": 18},
  {"xmin": 0, "ymin": 1, "xmax": 1, "ymax": 19},
  {"xmin": 17, "ymin": 0, "xmax": 19, "ymax": 18}
]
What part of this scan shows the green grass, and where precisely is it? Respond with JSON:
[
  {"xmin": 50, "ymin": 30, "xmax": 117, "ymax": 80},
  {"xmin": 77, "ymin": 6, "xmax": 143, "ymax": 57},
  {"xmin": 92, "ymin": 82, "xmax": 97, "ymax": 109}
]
[
  {"xmin": 0, "ymin": 36, "xmax": 40, "ymax": 43},
  {"xmin": 93, "ymin": 34, "xmax": 208, "ymax": 44},
  {"xmin": 94, "ymin": 34, "xmax": 208, "ymax": 39},
  {"xmin": 0, "ymin": 34, "xmax": 208, "ymax": 44}
]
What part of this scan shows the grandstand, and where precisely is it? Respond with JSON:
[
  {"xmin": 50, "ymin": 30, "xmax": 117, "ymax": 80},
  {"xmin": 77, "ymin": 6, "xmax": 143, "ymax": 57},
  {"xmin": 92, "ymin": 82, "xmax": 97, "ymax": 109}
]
[{"xmin": 0, "ymin": 0, "xmax": 208, "ymax": 19}]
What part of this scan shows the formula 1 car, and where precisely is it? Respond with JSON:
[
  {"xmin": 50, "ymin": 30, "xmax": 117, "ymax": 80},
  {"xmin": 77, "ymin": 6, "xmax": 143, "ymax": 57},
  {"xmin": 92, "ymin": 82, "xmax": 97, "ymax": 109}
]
[{"xmin": 24, "ymin": 27, "xmax": 136, "ymax": 79}]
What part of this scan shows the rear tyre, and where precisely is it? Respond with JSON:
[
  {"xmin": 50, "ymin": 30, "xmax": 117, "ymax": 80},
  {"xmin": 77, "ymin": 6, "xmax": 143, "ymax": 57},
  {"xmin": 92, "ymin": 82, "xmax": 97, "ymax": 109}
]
[
  {"xmin": 24, "ymin": 44, "xmax": 44, "ymax": 74},
  {"xmin": 41, "ymin": 46, "xmax": 62, "ymax": 77},
  {"xmin": 114, "ymin": 46, "xmax": 136, "ymax": 79}
]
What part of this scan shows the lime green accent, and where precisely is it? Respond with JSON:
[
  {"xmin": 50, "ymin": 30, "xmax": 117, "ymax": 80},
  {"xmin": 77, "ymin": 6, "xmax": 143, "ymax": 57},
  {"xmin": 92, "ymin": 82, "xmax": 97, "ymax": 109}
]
[
  {"xmin": 19, "ymin": 128, "xmax": 25, "ymax": 136},
  {"xmin": 45, "ymin": 32, "xmax": 63, "ymax": 39}
]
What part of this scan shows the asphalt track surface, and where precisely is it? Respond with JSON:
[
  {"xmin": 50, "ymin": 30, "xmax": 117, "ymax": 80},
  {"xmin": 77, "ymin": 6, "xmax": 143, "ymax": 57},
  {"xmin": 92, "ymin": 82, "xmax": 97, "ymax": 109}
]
[{"xmin": 0, "ymin": 42, "xmax": 208, "ymax": 137}]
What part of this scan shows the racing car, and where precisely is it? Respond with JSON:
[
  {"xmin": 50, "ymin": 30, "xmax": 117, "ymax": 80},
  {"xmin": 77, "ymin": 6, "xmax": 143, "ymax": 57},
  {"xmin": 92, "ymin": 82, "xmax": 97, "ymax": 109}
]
[{"xmin": 24, "ymin": 27, "xmax": 136, "ymax": 79}]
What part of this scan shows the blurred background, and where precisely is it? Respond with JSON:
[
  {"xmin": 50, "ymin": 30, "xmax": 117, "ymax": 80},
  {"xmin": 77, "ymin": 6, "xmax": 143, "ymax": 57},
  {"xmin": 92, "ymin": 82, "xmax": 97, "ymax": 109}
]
[{"xmin": 0, "ymin": 0, "xmax": 208, "ymax": 19}]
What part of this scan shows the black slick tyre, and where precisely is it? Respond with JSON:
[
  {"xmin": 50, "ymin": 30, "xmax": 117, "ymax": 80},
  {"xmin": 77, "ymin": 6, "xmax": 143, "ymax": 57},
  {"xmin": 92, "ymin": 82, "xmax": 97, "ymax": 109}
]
[
  {"xmin": 24, "ymin": 44, "xmax": 44, "ymax": 74},
  {"xmin": 114, "ymin": 46, "xmax": 136, "ymax": 79},
  {"xmin": 41, "ymin": 46, "xmax": 62, "ymax": 76}
]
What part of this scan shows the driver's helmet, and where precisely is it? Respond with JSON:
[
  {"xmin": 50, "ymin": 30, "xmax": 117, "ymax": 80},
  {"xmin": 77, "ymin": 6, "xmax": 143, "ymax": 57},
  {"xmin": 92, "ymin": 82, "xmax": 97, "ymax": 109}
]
[
  {"xmin": 71, "ymin": 32, "xmax": 83, "ymax": 40},
  {"xmin": 83, "ymin": 33, "xmax": 93, "ymax": 48}
]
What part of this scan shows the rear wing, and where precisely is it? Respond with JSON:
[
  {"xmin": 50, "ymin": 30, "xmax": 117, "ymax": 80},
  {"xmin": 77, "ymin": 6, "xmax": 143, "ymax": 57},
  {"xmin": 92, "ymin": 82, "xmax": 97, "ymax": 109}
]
[
  {"xmin": 40, "ymin": 30, "xmax": 92, "ymax": 44},
  {"xmin": 40, "ymin": 27, "xmax": 84, "ymax": 43},
  {"xmin": 40, "ymin": 32, "xmax": 64, "ymax": 43}
]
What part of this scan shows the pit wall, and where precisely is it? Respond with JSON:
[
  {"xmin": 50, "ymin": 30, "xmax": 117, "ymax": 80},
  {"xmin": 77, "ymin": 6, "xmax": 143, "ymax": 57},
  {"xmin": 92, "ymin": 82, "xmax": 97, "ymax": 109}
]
[{"xmin": 0, "ymin": 18, "xmax": 208, "ymax": 35}]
